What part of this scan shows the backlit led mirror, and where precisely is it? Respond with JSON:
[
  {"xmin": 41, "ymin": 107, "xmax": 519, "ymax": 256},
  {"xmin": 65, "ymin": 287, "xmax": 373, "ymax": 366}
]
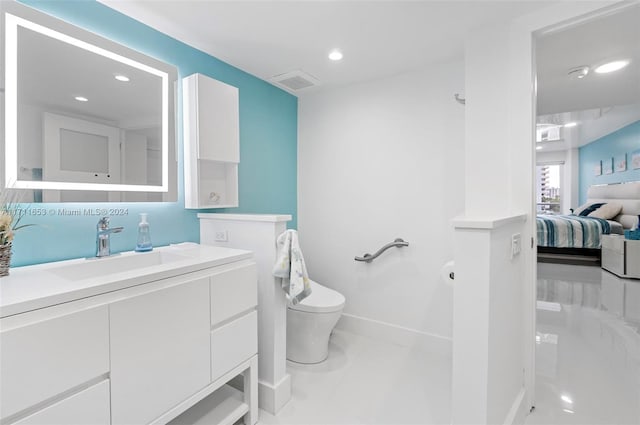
[{"xmin": 0, "ymin": 2, "xmax": 177, "ymax": 202}]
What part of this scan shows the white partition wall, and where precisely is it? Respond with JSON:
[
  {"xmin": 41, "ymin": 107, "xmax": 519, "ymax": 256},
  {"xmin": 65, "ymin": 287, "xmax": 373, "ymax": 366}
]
[
  {"xmin": 199, "ymin": 214, "xmax": 292, "ymax": 415},
  {"xmin": 453, "ymin": 2, "xmax": 623, "ymax": 424}
]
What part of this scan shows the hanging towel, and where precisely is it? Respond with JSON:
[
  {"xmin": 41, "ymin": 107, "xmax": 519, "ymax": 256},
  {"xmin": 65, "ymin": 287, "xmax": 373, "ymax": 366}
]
[{"xmin": 272, "ymin": 229, "xmax": 311, "ymax": 304}]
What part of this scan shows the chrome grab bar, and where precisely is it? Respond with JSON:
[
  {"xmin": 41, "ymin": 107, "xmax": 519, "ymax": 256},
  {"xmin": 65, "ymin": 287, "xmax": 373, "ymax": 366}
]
[{"xmin": 354, "ymin": 238, "xmax": 409, "ymax": 263}]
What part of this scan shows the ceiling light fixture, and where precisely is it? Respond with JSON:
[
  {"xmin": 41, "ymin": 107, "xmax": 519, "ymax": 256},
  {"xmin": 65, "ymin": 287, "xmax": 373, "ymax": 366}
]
[
  {"xmin": 536, "ymin": 146, "xmax": 543, "ymax": 150},
  {"xmin": 563, "ymin": 122, "xmax": 577, "ymax": 128},
  {"xmin": 595, "ymin": 60, "xmax": 630, "ymax": 74},
  {"xmin": 74, "ymin": 96, "xmax": 88, "ymax": 102},
  {"xmin": 328, "ymin": 49, "xmax": 343, "ymax": 61},
  {"xmin": 114, "ymin": 74, "xmax": 130, "ymax": 82},
  {"xmin": 567, "ymin": 66, "xmax": 589, "ymax": 80}
]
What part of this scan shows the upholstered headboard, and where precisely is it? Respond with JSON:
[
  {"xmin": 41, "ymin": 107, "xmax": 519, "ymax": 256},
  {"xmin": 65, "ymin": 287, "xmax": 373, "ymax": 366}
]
[{"xmin": 587, "ymin": 182, "xmax": 640, "ymax": 229}]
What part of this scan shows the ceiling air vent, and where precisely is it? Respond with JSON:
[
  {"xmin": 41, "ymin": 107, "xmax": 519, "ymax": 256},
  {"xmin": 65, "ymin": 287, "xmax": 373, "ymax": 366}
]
[{"xmin": 269, "ymin": 70, "xmax": 320, "ymax": 93}]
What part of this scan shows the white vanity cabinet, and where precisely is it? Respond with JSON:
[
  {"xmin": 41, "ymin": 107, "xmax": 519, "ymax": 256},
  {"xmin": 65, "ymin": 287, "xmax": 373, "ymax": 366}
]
[
  {"xmin": 0, "ymin": 246, "xmax": 258, "ymax": 425},
  {"xmin": 210, "ymin": 264, "xmax": 258, "ymax": 381},
  {"xmin": 12, "ymin": 381, "xmax": 111, "ymax": 425},
  {"xmin": 0, "ymin": 305, "xmax": 110, "ymax": 423},
  {"xmin": 109, "ymin": 277, "xmax": 211, "ymax": 425},
  {"xmin": 183, "ymin": 73, "xmax": 240, "ymax": 209}
]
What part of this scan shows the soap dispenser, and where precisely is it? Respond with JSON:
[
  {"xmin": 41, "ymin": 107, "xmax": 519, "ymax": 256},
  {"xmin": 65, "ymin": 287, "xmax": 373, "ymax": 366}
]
[{"xmin": 135, "ymin": 213, "xmax": 153, "ymax": 252}]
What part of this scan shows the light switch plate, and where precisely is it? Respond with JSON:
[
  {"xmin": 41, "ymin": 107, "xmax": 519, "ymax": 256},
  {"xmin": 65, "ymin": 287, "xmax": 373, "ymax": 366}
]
[{"xmin": 511, "ymin": 233, "xmax": 521, "ymax": 259}]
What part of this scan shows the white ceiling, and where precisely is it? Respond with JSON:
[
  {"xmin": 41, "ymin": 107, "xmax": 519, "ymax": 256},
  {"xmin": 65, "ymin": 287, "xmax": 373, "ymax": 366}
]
[
  {"xmin": 94, "ymin": 0, "xmax": 639, "ymax": 150},
  {"xmin": 535, "ymin": 3, "xmax": 640, "ymax": 152},
  {"xmin": 536, "ymin": 3, "xmax": 640, "ymax": 115},
  {"xmin": 99, "ymin": 0, "xmax": 557, "ymax": 95}
]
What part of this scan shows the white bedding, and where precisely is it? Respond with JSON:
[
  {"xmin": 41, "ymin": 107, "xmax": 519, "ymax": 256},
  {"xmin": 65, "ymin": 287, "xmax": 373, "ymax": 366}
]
[{"xmin": 608, "ymin": 220, "xmax": 624, "ymax": 235}]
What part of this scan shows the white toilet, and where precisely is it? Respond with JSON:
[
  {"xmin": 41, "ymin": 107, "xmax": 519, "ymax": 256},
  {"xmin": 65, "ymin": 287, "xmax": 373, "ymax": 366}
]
[{"xmin": 286, "ymin": 279, "xmax": 346, "ymax": 364}]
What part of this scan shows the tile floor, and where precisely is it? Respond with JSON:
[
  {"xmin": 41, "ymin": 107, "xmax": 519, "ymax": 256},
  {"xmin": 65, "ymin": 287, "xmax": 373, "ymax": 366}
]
[
  {"xmin": 258, "ymin": 329, "xmax": 452, "ymax": 425},
  {"xmin": 525, "ymin": 263, "xmax": 640, "ymax": 425},
  {"xmin": 186, "ymin": 262, "xmax": 639, "ymax": 425}
]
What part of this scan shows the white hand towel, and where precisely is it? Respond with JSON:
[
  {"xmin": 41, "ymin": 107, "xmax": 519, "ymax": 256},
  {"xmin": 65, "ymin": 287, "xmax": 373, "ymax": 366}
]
[{"xmin": 272, "ymin": 229, "xmax": 311, "ymax": 304}]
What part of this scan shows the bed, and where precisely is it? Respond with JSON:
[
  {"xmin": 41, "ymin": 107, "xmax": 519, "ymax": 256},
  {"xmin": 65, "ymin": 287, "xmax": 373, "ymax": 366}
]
[
  {"xmin": 537, "ymin": 214, "xmax": 611, "ymax": 249},
  {"xmin": 537, "ymin": 181, "xmax": 640, "ymax": 264}
]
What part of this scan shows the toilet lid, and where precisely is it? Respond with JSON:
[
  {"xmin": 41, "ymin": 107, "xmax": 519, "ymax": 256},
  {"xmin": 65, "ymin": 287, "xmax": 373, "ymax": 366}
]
[{"xmin": 288, "ymin": 280, "xmax": 345, "ymax": 313}]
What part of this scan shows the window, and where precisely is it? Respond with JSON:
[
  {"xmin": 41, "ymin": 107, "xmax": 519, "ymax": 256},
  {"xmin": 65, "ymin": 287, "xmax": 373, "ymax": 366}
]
[{"xmin": 536, "ymin": 164, "xmax": 562, "ymax": 214}]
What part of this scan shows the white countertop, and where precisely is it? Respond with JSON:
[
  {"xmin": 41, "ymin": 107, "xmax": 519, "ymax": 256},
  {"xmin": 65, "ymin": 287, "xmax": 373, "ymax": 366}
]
[{"xmin": 0, "ymin": 243, "xmax": 252, "ymax": 318}]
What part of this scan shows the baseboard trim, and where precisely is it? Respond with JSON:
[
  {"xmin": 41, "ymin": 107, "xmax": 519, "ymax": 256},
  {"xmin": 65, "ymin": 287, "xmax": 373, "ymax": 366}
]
[
  {"xmin": 336, "ymin": 313, "xmax": 452, "ymax": 356},
  {"xmin": 258, "ymin": 373, "xmax": 291, "ymax": 415},
  {"xmin": 503, "ymin": 387, "xmax": 529, "ymax": 425}
]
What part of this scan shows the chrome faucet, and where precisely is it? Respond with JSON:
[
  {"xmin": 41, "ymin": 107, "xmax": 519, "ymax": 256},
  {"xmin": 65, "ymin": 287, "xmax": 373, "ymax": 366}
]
[{"xmin": 96, "ymin": 217, "xmax": 124, "ymax": 258}]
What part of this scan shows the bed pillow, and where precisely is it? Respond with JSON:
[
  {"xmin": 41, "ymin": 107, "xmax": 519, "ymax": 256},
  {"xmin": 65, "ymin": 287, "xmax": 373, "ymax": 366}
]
[
  {"xmin": 575, "ymin": 203, "xmax": 606, "ymax": 216},
  {"xmin": 588, "ymin": 202, "xmax": 623, "ymax": 220}
]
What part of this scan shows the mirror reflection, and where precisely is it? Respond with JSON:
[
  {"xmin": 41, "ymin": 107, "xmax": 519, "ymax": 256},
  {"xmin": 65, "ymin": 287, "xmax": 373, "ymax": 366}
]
[{"xmin": 2, "ymin": 3, "xmax": 177, "ymax": 202}]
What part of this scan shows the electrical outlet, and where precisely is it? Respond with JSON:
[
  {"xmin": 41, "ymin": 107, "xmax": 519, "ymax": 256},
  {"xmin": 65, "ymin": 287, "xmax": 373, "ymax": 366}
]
[
  {"xmin": 511, "ymin": 233, "xmax": 521, "ymax": 259},
  {"xmin": 214, "ymin": 230, "xmax": 228, "ymax": 242}
]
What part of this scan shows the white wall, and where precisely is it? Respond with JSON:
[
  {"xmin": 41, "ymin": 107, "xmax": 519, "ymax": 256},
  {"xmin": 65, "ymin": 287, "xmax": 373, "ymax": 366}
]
[
  {"xmin": 452, "ymin": 2, "xmax": 621, "ymax": 424},
  {"xmin": 298, "ymin": 62, "xmax": 465, "ymax": 345},
  {"xmin": 451, "ymin": 21, "xmax": 532, "ymax": 424}
]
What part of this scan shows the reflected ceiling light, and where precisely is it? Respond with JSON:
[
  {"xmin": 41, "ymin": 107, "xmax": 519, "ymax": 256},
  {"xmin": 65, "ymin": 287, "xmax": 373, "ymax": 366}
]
[
  {"xmin": 595, "ymin": 60, "xmax": 630, "ymax": 74},
  {"xmin": 563, "ymin": 409, "xmax": 575, "ymax": 414},
  {"xmin": 561, "ymin": 394, "xmax": 573, "ymax": 404},
  {"xmin": 74, "ymin": 96, "xmax": 88, "ymax": 102},
  {"xmin": 114, "ymin": 74, "xmax": 130, "ymax": 82},
  {"xmin": 563, "ymin": 122, "xmax": 577, "ymax": 128},
  {"xmin": 328, "ymin": 49, "xmax": 343, "ymax": 61},
  {"xmin": 567, "ymin": 66, "xmax": 589, "ymax": 80},
  {"xmin": 536, "ymin": 146, "xmax": 543, "ymax": 150}
]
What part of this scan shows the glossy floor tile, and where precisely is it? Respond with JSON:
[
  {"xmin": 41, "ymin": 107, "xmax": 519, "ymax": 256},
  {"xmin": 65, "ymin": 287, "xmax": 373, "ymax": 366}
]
[
  {"xmin": 258, "ymin": 329, "xmax": 452, "ymax": 425},
  {"xmin": 525, "ymin": 263, "xmax": 640, "ymax": 425}
]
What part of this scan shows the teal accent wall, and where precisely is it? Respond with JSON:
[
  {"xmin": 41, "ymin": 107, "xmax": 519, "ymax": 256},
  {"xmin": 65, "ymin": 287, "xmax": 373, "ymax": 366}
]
[
  {"xmin": 11, "ymin": 0, "xmax": 297, "ymax": 267},
  {"xmin": 579, "ymin": 120, "xmax": 640, "ymax": 204}
]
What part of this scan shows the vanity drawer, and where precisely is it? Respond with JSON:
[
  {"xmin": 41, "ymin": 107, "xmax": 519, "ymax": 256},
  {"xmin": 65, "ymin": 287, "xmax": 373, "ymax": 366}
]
[
  {"xmin": 210, "ymin": 262, "xmax": 257, "ymax": 326},
  {"xmin": 0, "ymin": 306, "xmax": 109, "ymax": 419},
  {"xmin": 14, "ymin": 379, "xmax": 110, "ymax": 425},
  {"xmin": 211, "ymin": 310, "xmax": 257, "ymax": 381}
]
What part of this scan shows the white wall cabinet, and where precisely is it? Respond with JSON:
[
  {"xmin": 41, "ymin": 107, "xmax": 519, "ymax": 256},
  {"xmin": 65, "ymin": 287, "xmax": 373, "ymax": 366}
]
[
  {"xmin": 0, "ymin": 259, "xmax": 258, "ymax": 425},
  {"xmin": 183, "ymin": 73, "xmax": 240, "ymax": 209}
]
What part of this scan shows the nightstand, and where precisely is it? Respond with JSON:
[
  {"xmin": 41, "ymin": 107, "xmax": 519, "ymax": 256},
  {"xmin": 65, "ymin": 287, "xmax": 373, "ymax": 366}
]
[{"xmin": 602, "ymin": 234, "xmax": 640, "ymax": 279}]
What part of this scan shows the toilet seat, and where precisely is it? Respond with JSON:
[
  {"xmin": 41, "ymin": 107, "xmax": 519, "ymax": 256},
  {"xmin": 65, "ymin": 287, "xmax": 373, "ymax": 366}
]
[{"xmin": 288, "ymin": 280, "xmax": 345, "ymax": 314}]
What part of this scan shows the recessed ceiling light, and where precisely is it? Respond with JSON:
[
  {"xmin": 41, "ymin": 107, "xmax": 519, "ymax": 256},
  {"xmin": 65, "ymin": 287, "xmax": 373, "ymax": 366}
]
[
  {"xmin": 114, "ymin": 74, "xmax": 130, "ymax": 82},
  {"xmin": 74, "ymin": 96, "xmax": 88, "ymax": 102},
  {"xmin": 594, "ymin": 60, "xmax": 630, "ymax": 74},
  {"xmin": 328, "ymin": 49, "xmax": 343, "ymax": 61},
  {"xmin": 567, "ymin": 66, "xmax": 589, "ymax": 80},
  {"xmin": 563, "ymin": 122, "xmax": 577, "ymax": 128}
]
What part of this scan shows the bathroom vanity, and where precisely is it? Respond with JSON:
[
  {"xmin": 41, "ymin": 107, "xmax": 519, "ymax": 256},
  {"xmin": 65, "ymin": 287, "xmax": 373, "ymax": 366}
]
[{"xmin": 0, "ymin": 243, "xmax": 258, "ymax": 425}]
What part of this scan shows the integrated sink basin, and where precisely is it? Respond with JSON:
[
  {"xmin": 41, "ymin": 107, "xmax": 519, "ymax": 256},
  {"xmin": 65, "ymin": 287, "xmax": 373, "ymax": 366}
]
[
  {"xmin": 1, "ymin": 243, "xmax": 254, "ymax": 318},
  {"xmin": 50, "ymin": 250, "xmax": 190, "ymax": 281}
]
